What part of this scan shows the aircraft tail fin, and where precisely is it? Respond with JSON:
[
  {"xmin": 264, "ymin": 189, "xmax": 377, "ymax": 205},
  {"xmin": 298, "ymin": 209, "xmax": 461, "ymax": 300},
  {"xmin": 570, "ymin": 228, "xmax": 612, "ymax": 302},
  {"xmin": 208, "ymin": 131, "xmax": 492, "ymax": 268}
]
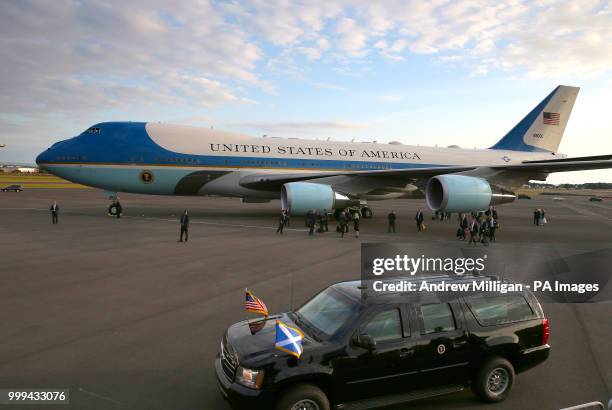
[{"xmin": 490, "ymin": 85, "xmax": 579, "ymax": 152}]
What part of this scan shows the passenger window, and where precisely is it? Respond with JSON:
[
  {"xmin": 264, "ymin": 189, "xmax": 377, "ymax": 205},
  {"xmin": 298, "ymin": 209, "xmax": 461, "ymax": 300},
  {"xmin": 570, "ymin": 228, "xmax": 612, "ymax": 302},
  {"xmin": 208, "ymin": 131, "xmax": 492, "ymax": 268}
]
[
  {"xmin": 466, "ymin": 294, "xmax": 535, "ymax": 326},
  {"xmin": 419, "ymin": 303, "xmax": 456, "ymax": 334},
  {"xmin": 362, "ymin": 309, "xmax": 403, "ymax": 343}
]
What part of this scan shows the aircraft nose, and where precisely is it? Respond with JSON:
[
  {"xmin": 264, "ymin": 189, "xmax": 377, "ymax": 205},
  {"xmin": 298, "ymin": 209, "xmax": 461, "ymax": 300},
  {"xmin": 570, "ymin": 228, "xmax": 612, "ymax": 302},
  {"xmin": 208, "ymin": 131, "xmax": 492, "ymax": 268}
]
[{"xmin": 36, "ymin": 148, "xmax": 52, "ymax": 167}]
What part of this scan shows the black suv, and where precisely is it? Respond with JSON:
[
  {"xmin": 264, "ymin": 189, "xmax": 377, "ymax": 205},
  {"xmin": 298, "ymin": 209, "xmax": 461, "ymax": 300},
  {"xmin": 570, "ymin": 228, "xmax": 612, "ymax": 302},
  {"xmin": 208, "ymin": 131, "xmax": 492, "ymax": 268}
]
[{"xmin": 215, "ymin": 276, "xmax": 550, "ymax": 410}]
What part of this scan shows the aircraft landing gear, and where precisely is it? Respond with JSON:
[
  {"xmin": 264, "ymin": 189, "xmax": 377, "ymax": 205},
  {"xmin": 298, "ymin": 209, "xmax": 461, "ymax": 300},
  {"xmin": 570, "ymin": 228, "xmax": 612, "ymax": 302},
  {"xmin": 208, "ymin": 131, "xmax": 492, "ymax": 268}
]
[
  {"xmin": 108, "ymin": 203, "xmax": 119, "ymax": 216},
  {"xmin": 106, "ymin": 191, "xmax": 122, "ymax": 218},
  {"xmin": 361, "ymin": 206, "xmax": 373, "ymax": 219},
  {"xmin": 334, "ymin": 205, "xmax": 373, "ymax": 220}
]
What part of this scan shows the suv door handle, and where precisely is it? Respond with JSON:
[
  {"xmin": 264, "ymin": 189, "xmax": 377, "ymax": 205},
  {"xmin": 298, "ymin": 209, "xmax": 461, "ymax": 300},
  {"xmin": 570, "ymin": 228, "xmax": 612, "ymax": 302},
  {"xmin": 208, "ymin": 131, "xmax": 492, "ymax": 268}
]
[
  {"xmin": 452, "ymin": 340, "xmax": 467, "ymax": 347},
  {"xmin": 399, "ymin": 348, "xmax": 414, "ymax": 358}
]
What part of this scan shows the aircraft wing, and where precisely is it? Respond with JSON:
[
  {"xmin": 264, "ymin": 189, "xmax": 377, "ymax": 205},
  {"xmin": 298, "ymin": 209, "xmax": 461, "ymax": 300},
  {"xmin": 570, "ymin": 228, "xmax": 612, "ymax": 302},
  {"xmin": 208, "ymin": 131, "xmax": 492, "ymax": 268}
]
[
  {"xmin": 238, "ymin": 166, "xmax": 474, "ymax": 191},
  {"xmin": 239, "ymin": 154, "xmax": 612, "ymax": 193}
]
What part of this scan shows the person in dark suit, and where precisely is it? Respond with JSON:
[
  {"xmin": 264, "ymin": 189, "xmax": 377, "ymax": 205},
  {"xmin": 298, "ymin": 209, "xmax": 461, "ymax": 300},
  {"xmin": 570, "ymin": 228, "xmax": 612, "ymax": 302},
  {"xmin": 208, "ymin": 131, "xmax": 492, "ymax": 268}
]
[
  {"xmin": 277, "ymin": 210, "xmax": 287, "ymax": 234},
  {"xmin": 387, "ymin": 211, "xmax": 396, "ymax": 233},
  {"xmin": 321, "ymin": 209, "xmax": 329, "ymax": 232},
  {"xmin": 534, "ymin": 208, "xmax": 540, "ymax": 226},
  {"xmin": 338, "ymin": 211, "xmax": 348, "ymax": 238},
  {"xmin": 115, "ymin": 199, "xmax": 122, "ymax": 219},
  {"xmin": 353, "ymin": 212, "xmax": 360, "ymax": 238},
  {"xmin": 469, "ymin": 217, "xmax": 479, "ymax": 245},
  {"xmin": 488, "ymin": 216, "xmax": 497, "ymax": 242},
  {"xmin": 306, "ymin": 210, "xmax": 316, "ymax": 235},
  {"xmin": 50, "ymin": 201, "xmax": 59, "ymax": 224},
  {"xmin": 179, "ymin": 210, "xmax": 189, "ymax": 242},
  {"xmin": 415, "ymin": 209, "xmax": 424, "ymax": 232}
]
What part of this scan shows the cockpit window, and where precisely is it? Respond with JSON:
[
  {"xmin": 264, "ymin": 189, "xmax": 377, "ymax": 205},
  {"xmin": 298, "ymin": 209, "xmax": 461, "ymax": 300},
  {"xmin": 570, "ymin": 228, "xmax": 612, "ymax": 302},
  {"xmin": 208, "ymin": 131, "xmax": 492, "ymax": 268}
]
[{"xmin": 86, "ymin": 127, "xmax": 101, "ymax": 134}]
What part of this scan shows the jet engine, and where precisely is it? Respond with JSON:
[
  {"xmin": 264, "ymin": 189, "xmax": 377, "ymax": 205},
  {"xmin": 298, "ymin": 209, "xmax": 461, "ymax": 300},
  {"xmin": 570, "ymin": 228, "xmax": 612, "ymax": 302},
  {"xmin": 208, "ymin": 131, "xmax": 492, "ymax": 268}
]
[
  {"xmin": 281, "ymin": 182, "xmax": 359, "ymax": 215},
  {"xmin": 426, "ymin": 175, "xmax": 515, "ymax": 212}
]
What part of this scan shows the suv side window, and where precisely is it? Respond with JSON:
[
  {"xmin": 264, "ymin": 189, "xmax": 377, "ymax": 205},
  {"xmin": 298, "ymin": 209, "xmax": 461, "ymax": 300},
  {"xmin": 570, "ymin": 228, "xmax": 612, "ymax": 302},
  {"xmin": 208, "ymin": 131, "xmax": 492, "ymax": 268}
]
[
  {"xmin": 466, "ymin": 294, "xmax": 535, "ymax": 326},
  {"xmin": 362, "ymin": 309, "xmax": 403, "ymax": 343},
  {"xmin": 419, "ymin": 303, "xmax": 456, "ymax": 334}
]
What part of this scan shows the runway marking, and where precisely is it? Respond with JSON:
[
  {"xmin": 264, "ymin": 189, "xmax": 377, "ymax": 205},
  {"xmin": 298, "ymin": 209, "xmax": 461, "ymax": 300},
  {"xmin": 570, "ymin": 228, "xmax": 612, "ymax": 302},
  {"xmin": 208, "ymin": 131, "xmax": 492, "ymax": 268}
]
[{"xmin": 78, "ymin": 387, "xmax": 124, "ymax": 406}]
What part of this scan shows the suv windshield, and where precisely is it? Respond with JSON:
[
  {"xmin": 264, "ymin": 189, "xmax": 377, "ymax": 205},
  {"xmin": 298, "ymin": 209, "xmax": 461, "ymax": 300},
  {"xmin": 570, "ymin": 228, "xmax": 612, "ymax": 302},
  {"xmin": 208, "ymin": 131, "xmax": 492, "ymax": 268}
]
[{"xmin": 294, "ymin": 287, "xmax": 361, "ymax": 337}]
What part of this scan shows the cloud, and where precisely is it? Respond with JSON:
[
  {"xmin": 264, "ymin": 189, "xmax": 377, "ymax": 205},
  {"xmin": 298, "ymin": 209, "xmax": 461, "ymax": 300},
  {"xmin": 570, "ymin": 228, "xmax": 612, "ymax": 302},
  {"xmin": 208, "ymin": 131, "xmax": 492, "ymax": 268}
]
[{"xmin": 2, "ymin": 0, "xmax": 612, "ymax": 164}]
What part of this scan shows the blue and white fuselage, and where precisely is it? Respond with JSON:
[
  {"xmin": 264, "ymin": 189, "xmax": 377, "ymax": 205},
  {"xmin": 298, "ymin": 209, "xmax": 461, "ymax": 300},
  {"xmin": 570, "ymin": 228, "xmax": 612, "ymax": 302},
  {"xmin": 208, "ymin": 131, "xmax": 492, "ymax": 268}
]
[
  {"xmin": 35, "ymin": 122, "xmax": 546, "ymax": 197},
  {"xmin": 36, "ymin": 86, "xmax": 612, "ymax": 213}
]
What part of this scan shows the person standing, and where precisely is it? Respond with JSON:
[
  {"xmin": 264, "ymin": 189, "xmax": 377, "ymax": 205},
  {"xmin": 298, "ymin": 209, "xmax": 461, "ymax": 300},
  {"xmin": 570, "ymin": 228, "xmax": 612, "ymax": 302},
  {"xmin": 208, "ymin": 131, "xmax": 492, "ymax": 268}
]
[
  {"xmin": 387, "ymin": 210, "xmax": 397, "ymax": 233},
  {"xmin": 540, "ymin": 209, "xmax": 547, "ymax": 226},
  {"xmin": 277, "ymin": 210, "xmax": 287, "ymax": 234},
  {"xmin": 306, "ymin": 210, "xmax": 316, "ymax": 235},
  {"xmin": 179, "ymin": 210, "xmax": 189, "ymax": 242},
  {"xmin": 488, "ymin": 216, "xmax": 497, "ymax": 242},
  {"xmin": 469, "ymin": 217, "xmax": 479, "ymax": 245},
  {"xmin": 50, "ymin": 201, "xmax": 59, "ymax": 224},
  {"xmin": 457, "ymin": 213, "xmax": 467, "ymax": 240},
  {"xmin": 115, "ymin": 199, "xmax": 122, "ymax": 219},
  {"xmin": 353, "ymin": 212, "xmax": 360, "ymax": 238},
  {"xmin": 321, "ymin": 209, "xmax": 329, "ymax": 232},
  {"xmin": 415, "ymin": 208, "xmax": 424, "ymax": 232},
  {"xmin": 479, "ymin": 217, "xmax": 489, "ymax": 244},
  {"xmin": 338, "ymin": 211, "xmax": 348, "ymax": 238},
  {"xmin": 534, "ymin": 208, "xmax": 540, "ymax": 226}
]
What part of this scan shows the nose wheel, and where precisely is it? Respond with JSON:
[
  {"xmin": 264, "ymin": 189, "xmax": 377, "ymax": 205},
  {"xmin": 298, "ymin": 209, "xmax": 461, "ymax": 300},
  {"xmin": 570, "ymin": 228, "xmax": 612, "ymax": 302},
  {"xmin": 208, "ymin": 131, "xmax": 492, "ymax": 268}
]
[{"xmin": 106, "ymin": 192, "xmax": 123, "ymax": 218}]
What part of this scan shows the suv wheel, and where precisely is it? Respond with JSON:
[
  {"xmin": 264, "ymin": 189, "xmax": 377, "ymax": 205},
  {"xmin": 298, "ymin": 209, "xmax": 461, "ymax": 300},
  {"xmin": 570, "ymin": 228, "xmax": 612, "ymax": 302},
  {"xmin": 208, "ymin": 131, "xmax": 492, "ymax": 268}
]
[
  {"xmin": 275, "ymin": 384, "xmax": 330, "ymax": 410},
  {"xmin": 472, "ymin": 357, "xmax": 515, "ymax": 402},
  {"xmin": 108, "ymin": 204, "xmax": 118, "ymax": 216}
]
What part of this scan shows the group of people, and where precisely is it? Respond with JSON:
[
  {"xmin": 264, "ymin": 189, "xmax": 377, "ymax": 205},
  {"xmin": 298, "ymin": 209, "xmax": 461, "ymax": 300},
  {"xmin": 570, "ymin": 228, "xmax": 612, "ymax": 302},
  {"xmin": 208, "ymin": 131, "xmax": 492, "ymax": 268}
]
[
  {"xmin": 533, "ymin": 208, "xmax": 547, "ymax": 226},
  {"xmin": 277, "ymin": 209, "xmax": 362, "ymax": 238},
  {"xmin": 335, "ymin": 210, "xmax": 360, "ymax": 238},
  {"xmin": 457, "ymin": 206, "xmax": 499, "ymax": 245}
]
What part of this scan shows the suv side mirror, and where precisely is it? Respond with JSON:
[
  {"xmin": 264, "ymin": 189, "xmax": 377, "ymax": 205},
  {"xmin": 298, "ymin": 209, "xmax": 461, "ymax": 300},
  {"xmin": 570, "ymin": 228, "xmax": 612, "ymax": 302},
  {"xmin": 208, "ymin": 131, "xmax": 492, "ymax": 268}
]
[{"xmin": 355, "ymin": 333, "xmax": 376, "ymax": 351}]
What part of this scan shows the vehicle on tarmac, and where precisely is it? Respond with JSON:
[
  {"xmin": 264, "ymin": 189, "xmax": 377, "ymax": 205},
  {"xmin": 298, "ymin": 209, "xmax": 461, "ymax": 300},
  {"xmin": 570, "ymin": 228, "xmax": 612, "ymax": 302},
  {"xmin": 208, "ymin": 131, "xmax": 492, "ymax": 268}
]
[
  {"xmin": 588, "ymin": 197, "xmax": 603, "ymax": 202},
  {"xmin": 1, "ymin": 184, "xmax": 23, "ymax": 192},
  {"xmin": 518, "ymin": 194, "xmax": 531, "ymax": 200},
  {"xmin": 215, "ymin": 276, "xmax": 550, "ymax": 410}
]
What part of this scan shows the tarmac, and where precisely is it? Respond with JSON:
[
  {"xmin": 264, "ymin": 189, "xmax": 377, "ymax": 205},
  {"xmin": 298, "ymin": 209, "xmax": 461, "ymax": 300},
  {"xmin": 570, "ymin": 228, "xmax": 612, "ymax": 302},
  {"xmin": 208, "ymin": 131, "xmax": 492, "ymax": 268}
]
[{"xmin": 0, "ymin": 189, "xmax": 611, "ymax": 409}]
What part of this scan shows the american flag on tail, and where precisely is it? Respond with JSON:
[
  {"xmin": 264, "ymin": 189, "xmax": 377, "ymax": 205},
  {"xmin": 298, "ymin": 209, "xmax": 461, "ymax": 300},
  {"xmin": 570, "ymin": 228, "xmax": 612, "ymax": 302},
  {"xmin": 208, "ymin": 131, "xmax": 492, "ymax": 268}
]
[
  {"xmin": 543, "ymin": 112, "xmax": 560, "ymax": 126},
  {"xmin": 245, "ymin": 289, "xmax": 269, "ymax": 317}
]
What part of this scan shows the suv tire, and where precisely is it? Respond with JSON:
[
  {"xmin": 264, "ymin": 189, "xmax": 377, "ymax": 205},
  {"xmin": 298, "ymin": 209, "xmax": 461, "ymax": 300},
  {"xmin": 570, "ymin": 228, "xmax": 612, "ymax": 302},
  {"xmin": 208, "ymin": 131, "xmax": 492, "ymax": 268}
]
[
  {"xmin": 275, "ymin": 384, "xmax": 330, "ymax": 410},
  {"xmin": 472, "ymin": 357, "xmax": 515, "ymax": 402}
]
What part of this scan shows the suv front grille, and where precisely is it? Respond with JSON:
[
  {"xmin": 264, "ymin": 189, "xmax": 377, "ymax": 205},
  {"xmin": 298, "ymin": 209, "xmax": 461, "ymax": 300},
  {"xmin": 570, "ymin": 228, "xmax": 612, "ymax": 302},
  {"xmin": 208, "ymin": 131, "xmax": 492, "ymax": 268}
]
[{"xmin": 221, "ymin": 337, "xmax": 238, "ymax": 382}]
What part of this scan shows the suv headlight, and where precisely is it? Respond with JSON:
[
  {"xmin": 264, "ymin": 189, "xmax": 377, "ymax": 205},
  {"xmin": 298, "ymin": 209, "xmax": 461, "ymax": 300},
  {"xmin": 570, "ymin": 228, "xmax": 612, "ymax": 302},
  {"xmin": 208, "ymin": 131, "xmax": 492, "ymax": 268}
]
[{"xmin": 235, "ymin": 366, "xmax": 264, "ymax": 389}]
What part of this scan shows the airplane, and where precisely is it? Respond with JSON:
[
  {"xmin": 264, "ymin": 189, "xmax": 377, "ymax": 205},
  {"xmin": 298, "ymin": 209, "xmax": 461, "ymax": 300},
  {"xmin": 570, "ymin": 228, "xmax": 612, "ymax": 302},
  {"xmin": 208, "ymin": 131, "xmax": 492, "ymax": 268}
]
[{"xmin": 36, "ymin": 85, "xmax": 612, "ymax": 217}]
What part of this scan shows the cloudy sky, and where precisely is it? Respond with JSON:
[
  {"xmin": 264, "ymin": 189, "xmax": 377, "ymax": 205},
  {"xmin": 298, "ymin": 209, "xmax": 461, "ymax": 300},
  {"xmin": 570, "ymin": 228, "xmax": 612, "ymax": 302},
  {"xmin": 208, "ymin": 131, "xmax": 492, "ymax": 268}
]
[{"xmin": 1, "ymin": 0, "xmax": 611, "ymax": 183}]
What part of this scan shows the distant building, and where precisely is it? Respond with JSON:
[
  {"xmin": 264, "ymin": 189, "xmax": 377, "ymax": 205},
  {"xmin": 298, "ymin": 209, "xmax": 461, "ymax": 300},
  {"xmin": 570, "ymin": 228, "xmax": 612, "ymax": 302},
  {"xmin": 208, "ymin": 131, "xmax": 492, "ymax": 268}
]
[{"xmin": 18, "ymin": 167, "xmax": 38, "ymax": 173}]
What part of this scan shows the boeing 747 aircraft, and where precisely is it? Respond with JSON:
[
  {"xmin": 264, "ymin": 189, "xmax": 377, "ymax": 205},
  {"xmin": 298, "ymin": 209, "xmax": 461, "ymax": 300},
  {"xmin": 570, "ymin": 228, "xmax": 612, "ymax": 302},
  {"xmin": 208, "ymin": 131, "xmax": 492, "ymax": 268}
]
[{"xmin": 36, "ymin": 85, "xmax": 612, "ymax": 217}]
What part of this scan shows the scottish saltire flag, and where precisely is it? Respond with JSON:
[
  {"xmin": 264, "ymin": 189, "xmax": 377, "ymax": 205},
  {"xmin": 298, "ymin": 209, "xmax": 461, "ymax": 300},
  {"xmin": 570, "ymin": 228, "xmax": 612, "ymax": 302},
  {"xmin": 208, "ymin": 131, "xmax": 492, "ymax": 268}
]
[
  {"xmin": 274, "ymin": 321, "xmax": 304, "ymax": 358},
  {"xmin": 245, "ymin": 289, "xmax": 269, "ymax": 317}
]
